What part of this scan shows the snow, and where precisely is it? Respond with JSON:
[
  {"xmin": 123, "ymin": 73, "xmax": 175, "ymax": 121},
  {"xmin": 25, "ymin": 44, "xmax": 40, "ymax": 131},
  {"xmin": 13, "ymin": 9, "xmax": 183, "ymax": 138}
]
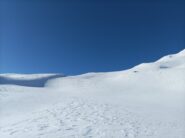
[
  {"xmin": 0, "ymin": 49, "xmax": 185, "ymax": 138},
  {"xmin": 0, "ymin": 74, "xmax": 64, "ymax": 87}
]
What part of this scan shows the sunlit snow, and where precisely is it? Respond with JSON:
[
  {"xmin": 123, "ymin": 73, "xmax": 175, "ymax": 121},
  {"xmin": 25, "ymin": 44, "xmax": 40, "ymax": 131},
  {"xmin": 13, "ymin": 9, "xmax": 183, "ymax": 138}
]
[{"xmin": 0, "ymin": 50, "xmax": 185, "ymax": 138}]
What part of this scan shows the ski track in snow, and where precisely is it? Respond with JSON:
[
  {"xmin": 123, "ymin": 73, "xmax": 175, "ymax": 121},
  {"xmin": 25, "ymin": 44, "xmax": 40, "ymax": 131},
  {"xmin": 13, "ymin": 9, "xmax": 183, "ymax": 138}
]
[{"xmin": 0, "ymin": 97, "xmax": 184, "ymax": 138}]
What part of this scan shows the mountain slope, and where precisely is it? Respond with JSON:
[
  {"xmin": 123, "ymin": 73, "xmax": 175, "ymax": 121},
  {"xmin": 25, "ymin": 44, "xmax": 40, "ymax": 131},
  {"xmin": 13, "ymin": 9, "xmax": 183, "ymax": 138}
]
[
  {"xmin": 0, "ymin": 49, "xmax": 185, "ymax": 138},
  {"xmin": 0, "ymin": 74, "xmax": 64, "ymax": 87}
]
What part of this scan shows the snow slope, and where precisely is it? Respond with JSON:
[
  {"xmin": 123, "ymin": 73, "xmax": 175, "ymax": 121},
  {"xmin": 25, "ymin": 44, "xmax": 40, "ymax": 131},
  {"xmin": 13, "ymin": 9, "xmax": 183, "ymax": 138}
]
[
  {"xmin": 0, "ymin": 50, "xmax": 185, "ymax": 138},
  {"xmin": 0, "ymin": 74, "xmax": 64, "ymax": 87}
]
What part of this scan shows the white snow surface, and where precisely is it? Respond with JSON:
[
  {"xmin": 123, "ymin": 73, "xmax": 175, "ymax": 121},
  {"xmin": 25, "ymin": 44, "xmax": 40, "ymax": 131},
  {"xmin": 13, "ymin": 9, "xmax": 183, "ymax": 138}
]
[{"xmin": 0, "ymin": 50, "xmax": 185, "ymax": 138}]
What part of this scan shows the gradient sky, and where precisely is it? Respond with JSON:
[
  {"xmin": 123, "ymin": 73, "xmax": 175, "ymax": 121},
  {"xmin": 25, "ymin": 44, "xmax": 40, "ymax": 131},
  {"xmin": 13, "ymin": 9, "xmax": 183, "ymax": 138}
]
[{"xmin": 0, "ymin": 0, "xmax": 185, "ymax": 75}]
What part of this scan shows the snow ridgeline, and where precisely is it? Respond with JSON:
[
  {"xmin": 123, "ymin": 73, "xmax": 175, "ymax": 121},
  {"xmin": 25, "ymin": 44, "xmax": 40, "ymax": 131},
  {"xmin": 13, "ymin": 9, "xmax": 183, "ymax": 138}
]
[
  {"xmin": 46, "ymin": 49, "xmax": 185, "ymax": 96},
  {"xmin": 0, "ymin": 74, "xmax": 64, "ymax": 87},
  {"xmin": 0, "ymin": 49, "xmax": 185, "ymax": 138}
]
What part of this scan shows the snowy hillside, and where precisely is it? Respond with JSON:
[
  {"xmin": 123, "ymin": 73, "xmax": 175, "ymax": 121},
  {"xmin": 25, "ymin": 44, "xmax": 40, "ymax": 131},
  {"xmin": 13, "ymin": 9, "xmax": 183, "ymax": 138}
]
[
  {"xmin": 0, "ymin": 74, "xmax": 64, "ymax": 87},
  {"xmin": 0, "ymin": 50, "xmax": 185, "ymax": 138}
]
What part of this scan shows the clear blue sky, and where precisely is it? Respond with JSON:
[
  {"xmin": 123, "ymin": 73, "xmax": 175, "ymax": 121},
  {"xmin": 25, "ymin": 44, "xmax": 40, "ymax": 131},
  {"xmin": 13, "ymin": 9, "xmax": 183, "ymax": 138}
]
[{"xmin": 0, "ymin": 0, "xmax": 184, "ymax": 75}]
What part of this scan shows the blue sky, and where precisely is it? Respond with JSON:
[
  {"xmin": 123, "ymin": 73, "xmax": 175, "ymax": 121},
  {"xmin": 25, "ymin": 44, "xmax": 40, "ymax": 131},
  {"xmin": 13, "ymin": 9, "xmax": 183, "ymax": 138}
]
[{"xmin": 0, "ymin": 0, "xmax": 184, "ymax": 75}]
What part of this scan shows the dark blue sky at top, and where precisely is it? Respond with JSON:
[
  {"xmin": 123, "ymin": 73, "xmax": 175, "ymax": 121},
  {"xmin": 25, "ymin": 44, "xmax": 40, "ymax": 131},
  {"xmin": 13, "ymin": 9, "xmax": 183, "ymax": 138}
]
[{"xmin": 0, "ymin": 0, "xmax": 184, "ymax": 75}]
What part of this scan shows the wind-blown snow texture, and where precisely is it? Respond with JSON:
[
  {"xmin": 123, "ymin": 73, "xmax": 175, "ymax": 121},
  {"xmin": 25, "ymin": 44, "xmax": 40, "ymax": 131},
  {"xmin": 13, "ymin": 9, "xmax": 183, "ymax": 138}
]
[{"xmin": 0, "ymin": 50, "xmax": 185, "ymax": 138}]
